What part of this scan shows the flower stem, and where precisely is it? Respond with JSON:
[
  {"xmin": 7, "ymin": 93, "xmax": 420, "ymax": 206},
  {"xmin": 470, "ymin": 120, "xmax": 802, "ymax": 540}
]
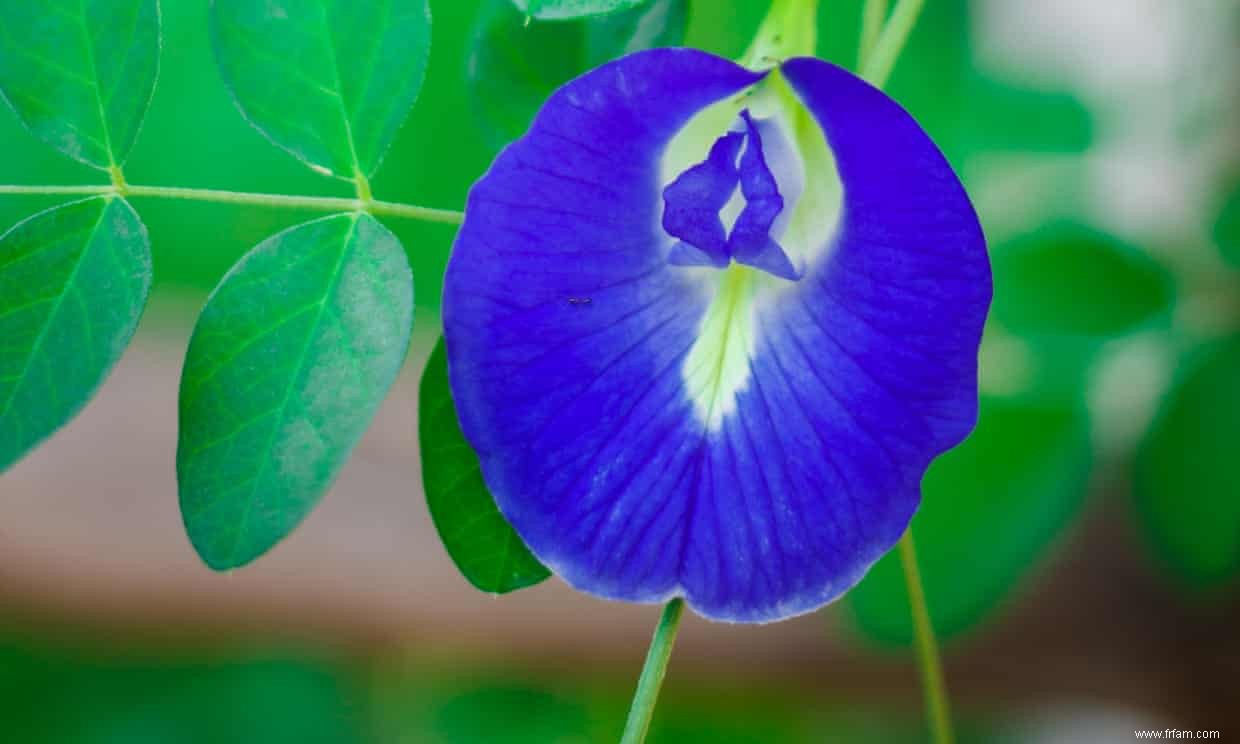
[
  {"xmin": 858, "ymin": 0, "xmax": 890, "ymax": 68},
  {"xmin": 860, "ymin": 1, "xmax": 954, "ymax": 738},
  {"xmin": 898, "ymin": 530, "xmax": 955, "ymax": 744},
  {"xmin": 859, "ymin": 0, "xmax": 925, "ymax": 87},
  {"xmin": 0, "ymin": 183, "xmax": 464, "ymax": 225},
  {"xmin": 619, "ymin": 598, "xmax": 685, "ymax": 744}
]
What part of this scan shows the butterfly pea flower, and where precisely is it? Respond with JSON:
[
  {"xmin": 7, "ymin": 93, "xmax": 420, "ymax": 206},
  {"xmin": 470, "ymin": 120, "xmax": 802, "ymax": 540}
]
[{"xmin": 442, "ymin": 49, "xmax": 990, "ymax": 623}]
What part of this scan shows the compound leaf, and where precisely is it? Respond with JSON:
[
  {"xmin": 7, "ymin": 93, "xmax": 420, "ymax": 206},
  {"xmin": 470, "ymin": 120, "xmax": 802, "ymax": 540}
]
[
  {"xmin": 211, "ymin": 0, "xmax": 431, "ymax": 179},
  {"xmin": 0, "ymin": 0, "xmax": 159, "ymax": 168},
  {"xmin": 419, "ymin": 336, "xmax": 549, "ymax": 593},
  {"xmin": 1, "ymin": 197, "xmax": 151, "ymax": 471},
  {"xmin": 178, "ymin": 213, "xmax": 413, "ymax": 570}
]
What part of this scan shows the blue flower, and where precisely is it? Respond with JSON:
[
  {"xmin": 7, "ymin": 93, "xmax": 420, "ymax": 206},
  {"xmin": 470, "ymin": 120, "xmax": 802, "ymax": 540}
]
[{"xmin": 442, "ymin": 49, "xmax": 991, "ymax": 623}]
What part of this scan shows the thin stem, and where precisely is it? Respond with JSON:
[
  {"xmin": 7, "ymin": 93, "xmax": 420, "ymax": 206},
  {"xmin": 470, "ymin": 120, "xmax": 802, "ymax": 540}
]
[
  {"xmin": 898, "ymin": 530, "xmax": 955, "ymax": 744},
  {"xmin": 619, "ymin": 598, "xmax": 685, "ymax": 744},
  {"xmin": 859, "ymin": 0, "xmax": 925, "ymax": 88},
  {"xmin": 353, "ymin": 171, "xmax": 374, "ymax": 203},
  {"xmin": 0, "ymin": 184, "xmax": 115, "ymax": 196},
  {"xmin": 125, "ymin": 184, "xmax": 362, "ymax": 211},
  {"xmin": 0, "ymin": 183, "xmax": 464, "ymax": 225},
  {"xmin": 858, "ymin": 0, "xmax": 890, "ymax": 68},
  {"xmin": 366, "ymin": 197, "xmax": 464, "ymax": 224},
  {"xmin": 108, "ymin": 164, "xmax": 127, "ymax": 191},
  {"xmin": 861, "ymin": 2, "xmax": 953, "ymax": 739}
]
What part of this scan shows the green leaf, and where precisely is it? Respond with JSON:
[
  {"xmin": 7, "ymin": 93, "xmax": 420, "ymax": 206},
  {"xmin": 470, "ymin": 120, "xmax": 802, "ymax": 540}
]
[
  {"xmin": 992, "ymin": 225, "xmax": 1173, "ymax": 340},
  {"xmin": 0, "ymin": 0, "xmax": 159, "ymax": 169},
  {"xmin": 178, "ymin": 213, "xmax": 413, "ymax": 570},
  {"xmin": 1135, "ymin": 338, "xmax": 1240, "ymax": 588},
  {"xmin": 433, "ymin": 685, "xmax": 587, "ymax": 744},
  {"xmin": 845, "ymin": 398, "xmax": 1091, "ymax": 644},
  {"xmin": 959, "ymin": 77, "xmax": 1092, "ymax": 155},
  {"xmin": 0, "ymin": 197, "xmax": 151, "ymax": 472},
  {"xmin": 1213, "ymin": 179, "xmax": 1240, "ymax": 267},
  {"xmin": 988, "ymin": 225, "xmax": 1175, "ymax": 402},
  {"xmin": 211, "ymin": 0, "xmax": 432, "ymax": 179},
  {"xmin": 469, "ymin": 0, "xmax": 687, "ymax": 149},
  {"xmin": 419, "ymin": 336, "xmax": 550, "ymax": 593},
  {"xmin": 0, "ymin": 640, "xmax": 366, "ymax": 744},
  {"xmin": 513, "ymin": 0, "xmax": 650, "ymax": 21}
]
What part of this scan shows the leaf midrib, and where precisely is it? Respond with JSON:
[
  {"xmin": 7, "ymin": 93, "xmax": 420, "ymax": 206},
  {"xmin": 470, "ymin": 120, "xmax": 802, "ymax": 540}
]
[
  {"xmin": 75, "ymin": 0, "xmax": 117, "ymax": 166},
  {"xmin": 0, "ymin": 198, "xmax": 110, "ymax": 424},
  {"xmin": 318, "ymin": 1, "xmax": 364, "ymax": 178},
  {"xmin": 222, "ymin": 213, "xmax": 362, "ymax": 567}
]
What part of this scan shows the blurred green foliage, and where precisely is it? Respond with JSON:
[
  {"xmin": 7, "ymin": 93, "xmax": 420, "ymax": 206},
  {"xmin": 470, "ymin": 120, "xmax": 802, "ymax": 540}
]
[
  {"xmin": 982, "ymin": 224, "xmax": 1175, "ymax": 404},
  {"xmin": 1136, "ymin": 337, "xmax": 1240, "ymax": 587},
  {"xmin": 430, "ymin": 684, "xmax": 590, "ymax": 743},
  {"xmin": 368, "ymin": 656, "xmax": 1006, "ymax": 743},
  {"xmin": 0, "ymin": 636, "xmax": 366, "ymax": 744},
  {"xmin": 847, "ymin": 397, "xmax": 1091, "ymax": 643},
  {"xmin": 814, "ymin": 0, "xmax": 1091, "ymax": 168},
  {"xmin": 0, "ymin": 629, "xmax": 1011, "ymax": 743},
  {"xmin": 991, "ymin": 226, "xmax": 1173, "ymax": 340},
  {"xmin": 469, "ymin": 0, "xmax": 688, "ymax": 149},
  {"xmin": 1215, "ymin": 178, "xmax": 1240, "ymax": 267}
]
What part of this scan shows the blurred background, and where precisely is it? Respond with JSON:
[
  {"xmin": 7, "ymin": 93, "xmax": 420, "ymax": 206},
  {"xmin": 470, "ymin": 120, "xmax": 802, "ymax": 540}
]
[{"xmin": 2, "ymin": 0, "xmax": 1239, "ymax": 741}]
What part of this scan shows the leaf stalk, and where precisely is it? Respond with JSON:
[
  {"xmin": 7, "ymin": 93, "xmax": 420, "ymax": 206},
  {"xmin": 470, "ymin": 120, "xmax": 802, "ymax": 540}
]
[{"xmin": 0, "ymin": 183, "xmax": 463, "ymax": 225}]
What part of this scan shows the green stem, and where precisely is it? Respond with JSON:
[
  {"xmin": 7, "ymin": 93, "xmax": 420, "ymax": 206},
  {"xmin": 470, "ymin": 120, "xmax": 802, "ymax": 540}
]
[
  {"xmin": 860, "ymin": 3, "xmax": 953, "ymax": 740},
  {"xmin": 859, "ymin": 0, "xmax": 925, "ymax": 87},
  {"xmin": 353, "ymin": 170, "xmax": 374, "ymax": 203},
  {"xmin": 0, "ymin": 184, "xmax": 115, "ymax": 197},
  {"xmin": 739, "ymin": 0, "xmax": 821, "ymax": 69},
  {"xmin": 858, "ymin": 0, "xmax": 890, "ymax": 68},
  {"xmin": 898, "ymin": 530, "xmax": 955, "ymax": 744},
  {"xmin": 108, "ymin": 164, "xmax": 127, "ymax": 191},
  {"xmin": 619, "ymin": 598, "xmax": 685, "ymax": 744},
  {"xmin": 0, "ymin": 183, "xmax": 464, "ymax": 225}
]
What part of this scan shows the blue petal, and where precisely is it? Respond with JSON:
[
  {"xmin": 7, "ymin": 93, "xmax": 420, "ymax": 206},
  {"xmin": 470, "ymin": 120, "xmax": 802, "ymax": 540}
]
[
  {"xmin": 663, "ymin": 130, "xmax": 744, "ymax": 268},
  {"xmin": 727, "ymin": 110, "xmax": 798, "ymax": 280},
  {"xmin": 444, "ymin": 51, "xmax": 990, "ymax": 622}
]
